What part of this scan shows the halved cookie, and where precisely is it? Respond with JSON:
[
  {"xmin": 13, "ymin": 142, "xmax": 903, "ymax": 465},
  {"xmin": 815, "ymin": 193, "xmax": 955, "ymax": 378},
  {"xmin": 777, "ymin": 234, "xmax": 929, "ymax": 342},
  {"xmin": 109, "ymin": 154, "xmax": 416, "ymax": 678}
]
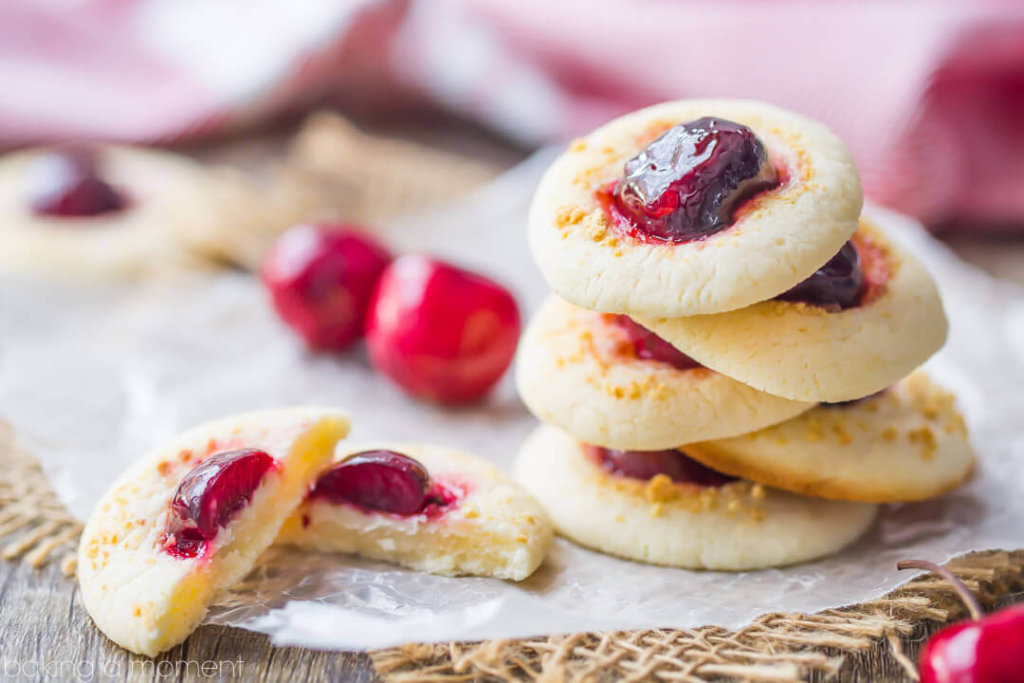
[
  {"xmin": 514, "ymin": 425, "xmax": 876, "ymax": 570},
  {"xmin": 277, "ymin": 443, "xmax": 552, "ymax": 581},
  {"xmin": 516, "ymin": 296, "xmax": 814, "ymax": 450},
  {"xmin": 636, "ymin": 218, "xmax": 948, "ymax": 402},
  {"xmin": 529, "ymin": 99, "xmax": 861, "ymax": 318},
  {"xmin": 685, "ymin": 373, "xmax": 974, "ymax": 503},
  {"xmin": 0, "ymin": 145, "xmax": 217, "ymax": 280},
  {"xmin": 77, "ymin": 407, "xmax": 349, "ymax": 656}
]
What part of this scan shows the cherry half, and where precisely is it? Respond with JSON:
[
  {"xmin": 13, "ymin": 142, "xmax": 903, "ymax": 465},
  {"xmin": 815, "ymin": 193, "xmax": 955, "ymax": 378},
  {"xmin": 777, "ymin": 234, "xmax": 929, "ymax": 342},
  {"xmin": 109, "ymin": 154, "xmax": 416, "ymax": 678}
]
[
  {"xmin": 262, "ymin": 223, "xmax": 392, "ymax": 350},
  {"xmin": 28, "ymin": 145, "xmax": 126, "ymax": 218},
  {"xmin": 776, "ymin": 241, "xmax": 865, "ymax": 310},
  {"xmin": 611, "ymin": 315, "xmax": 701, "ymax": 371},
  {"xmin": 897, "ymin": 559, "xmax": 1024, "ymax": 683},
  {"xmin": 164, "ymin": 448, "xmax": 276, "ymax": 559},
  {"xmin": 365, "ymin": 255, "xmax": 521, "ymax": 404},
  {"xmin": 311, "ymin": 450, "xmax": 432, "ymax": 515},
  {"xmin": 612, "ymin": 117, "xmax": 778, "ymax": 243},
  {"xmin": 589, "ymin": 446, "xmax": 736, "ymax": 487}
]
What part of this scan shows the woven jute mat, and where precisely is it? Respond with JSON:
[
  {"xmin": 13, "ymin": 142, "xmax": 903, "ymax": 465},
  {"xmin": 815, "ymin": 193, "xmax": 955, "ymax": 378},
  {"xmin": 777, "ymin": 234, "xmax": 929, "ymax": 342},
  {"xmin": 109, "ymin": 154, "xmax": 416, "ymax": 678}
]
[
  {"xmin": 2, "ymin": 420, "xmax": 1022, "ymax": 681},
  {"xmin": 2, "ymin": 115, "xmax": 1021, "ymax": 680}
]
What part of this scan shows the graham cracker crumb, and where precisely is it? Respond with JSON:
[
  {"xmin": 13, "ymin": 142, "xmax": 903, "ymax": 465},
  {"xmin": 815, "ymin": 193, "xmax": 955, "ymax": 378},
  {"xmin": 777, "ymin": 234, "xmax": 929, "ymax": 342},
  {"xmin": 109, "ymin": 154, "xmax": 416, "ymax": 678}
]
[{"xmin": 645, "ymin": 474, "xmax": 678, "ymax": 504}]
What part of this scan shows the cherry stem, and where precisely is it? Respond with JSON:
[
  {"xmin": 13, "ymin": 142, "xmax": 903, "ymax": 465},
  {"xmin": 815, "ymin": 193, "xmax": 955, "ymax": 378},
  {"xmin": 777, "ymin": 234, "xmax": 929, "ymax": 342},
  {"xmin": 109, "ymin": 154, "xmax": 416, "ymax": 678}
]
[{"xmin": 897, "ymin": 559, "xmax": 982, "ymax": 620}]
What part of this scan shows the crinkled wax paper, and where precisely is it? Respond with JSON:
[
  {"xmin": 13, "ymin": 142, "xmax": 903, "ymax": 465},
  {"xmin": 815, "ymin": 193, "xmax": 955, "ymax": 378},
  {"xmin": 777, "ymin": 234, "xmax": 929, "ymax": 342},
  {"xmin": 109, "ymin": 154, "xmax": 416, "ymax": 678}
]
[{"xmin": 1, "ymin": 154, "xmax": 1022, "ymax": 650}]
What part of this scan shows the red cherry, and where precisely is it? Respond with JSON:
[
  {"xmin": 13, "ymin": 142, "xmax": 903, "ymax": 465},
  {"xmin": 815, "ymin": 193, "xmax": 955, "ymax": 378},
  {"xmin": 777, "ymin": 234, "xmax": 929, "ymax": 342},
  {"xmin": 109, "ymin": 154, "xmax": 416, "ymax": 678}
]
[
  {"xmin": 29, "ymin": 145, "xmax": 126, "ymax": 218},
  {"xmin": 365, "ymin": 255, "xmax": 521, "ymax": 404},
  {"xmin": 311, "ymin": 450, "xmax": 431, "ymax": 515},
  {"xmin": 610, "ymin": 315, "xmax": 701, "ymax": 370},
  {"xmin": 898, "ymin": 559, "xmax": 1024, "ymax": 683},
  {"xmin": 262, "ymin": 223, "xmax": 392, "ymax": 350},
  {"xmin": 164, "ymin": 449, "xmax": 276, "ymax": 559}
]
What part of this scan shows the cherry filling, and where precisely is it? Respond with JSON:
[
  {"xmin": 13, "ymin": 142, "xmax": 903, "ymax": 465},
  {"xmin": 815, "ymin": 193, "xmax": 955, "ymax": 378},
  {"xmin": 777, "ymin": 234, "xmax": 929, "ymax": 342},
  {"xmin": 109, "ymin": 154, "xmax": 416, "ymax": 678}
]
[
  {"xmin": 610, "ymin": 315, "xmax": 701, "ymax": 371},
  {"xmin": 777, "ymin": 240, "xmax": 865, "ymax": 309},
  {"xmin": 611, "ymin": 117, "xmax": 778, "ymax": 243},
  {"xmin": 588, "ymin": 445, "xmax": 736, "ymax": 487},
  {"xmin": 164, "ymin": 448, "xmax": 276, "ymax": 559},
  {"xmin": 310, "ymin": 449, "xmax": 455, "ymax": 516},
  {"xmin": 28, "ymin": 145, "xmax": 127, "ymax": 218}
]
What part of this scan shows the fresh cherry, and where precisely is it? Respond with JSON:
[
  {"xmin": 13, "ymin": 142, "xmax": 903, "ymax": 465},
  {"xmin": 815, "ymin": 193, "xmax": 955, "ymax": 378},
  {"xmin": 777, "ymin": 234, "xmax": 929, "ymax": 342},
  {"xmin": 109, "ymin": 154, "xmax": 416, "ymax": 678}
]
[
  {"xmin": 262, "ymin": 223, "xmax": 392, "ymax": 350},
  {"xmin": 311, "ymin": 450, "xmax": 431, "ymax": 515},
  {"xmin": 613, "ymin": 117, "xmax": 778, "ymax": 242},
  {"xmin": 164, "ymin": 448, "xmax": 276, "ymax": 559},
  {"xmin": 365, "ymin": 255, "xmax": 521, "ymax": 404},
  {"xmin": 776, "ymin": 241, "xmax": 865, "ymax": 309},
  {"xmin": 590, "ymin": 446, "xmax": 736, "ymax": 487},
  {"xmin": 28, "ymin": 145, "xmax": 126, "ymax": 217},
  {"xmin": 611, "ymin": 315, "xmax": 701, "ymax": 370},
  {"xmin": 898, "ymin": 559, "xmax": 1024, "ymax": 683}
]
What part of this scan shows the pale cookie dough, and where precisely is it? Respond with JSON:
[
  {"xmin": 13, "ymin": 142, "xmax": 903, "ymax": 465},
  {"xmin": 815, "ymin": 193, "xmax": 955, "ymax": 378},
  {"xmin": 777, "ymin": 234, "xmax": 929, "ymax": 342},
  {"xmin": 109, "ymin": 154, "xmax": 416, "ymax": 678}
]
[
  {"xmin": 686, "ymin": 373, "xmax": 974, "ymax": 503},
  {"xmin": 636, "ymin": 217, "xmax": 948, "ymax": 402},
  {"xmin": 514, "ymin": 424, "xmax": 876, "ymax": 570},
  {"xmin": 77, "ymin": 407, "xmax": 349, "ymax": 656},
  {"xmin": 529, "ymin": 99, "xmax": 862, "ymax": 317},
  {"xmin": 278, "ymin": 443, "xmax": 553, "ymax": 581},
  {"xmin": 516, "ymin": 296, "xmax": 814, "ymax": 449},
  {"xmin": 0, "ymin": 145, "xmax": 217, "ymax": 281}
]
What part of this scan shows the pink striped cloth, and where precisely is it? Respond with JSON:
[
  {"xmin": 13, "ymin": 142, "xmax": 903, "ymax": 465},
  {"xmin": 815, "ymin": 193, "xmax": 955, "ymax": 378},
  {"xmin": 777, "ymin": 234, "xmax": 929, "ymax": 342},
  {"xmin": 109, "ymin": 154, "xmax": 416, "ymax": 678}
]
[{"xmin": 4, "ymin": 0, "xmax": 1023, "ymax": 227}]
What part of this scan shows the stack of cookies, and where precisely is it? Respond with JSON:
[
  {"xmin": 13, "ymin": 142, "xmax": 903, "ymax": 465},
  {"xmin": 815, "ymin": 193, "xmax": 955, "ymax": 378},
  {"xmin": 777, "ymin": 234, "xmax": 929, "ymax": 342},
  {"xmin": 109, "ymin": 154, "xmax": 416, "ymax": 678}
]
[{"xmin": 514, "ymin": 100, "xmax": 974, "ymax": 571}]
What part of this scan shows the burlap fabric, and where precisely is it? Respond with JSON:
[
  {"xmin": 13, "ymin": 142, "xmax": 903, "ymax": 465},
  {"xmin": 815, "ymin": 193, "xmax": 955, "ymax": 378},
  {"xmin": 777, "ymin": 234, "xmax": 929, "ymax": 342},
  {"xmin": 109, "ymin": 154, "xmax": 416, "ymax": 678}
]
[{"xmin": 0, "ymin": 115, "xmax": 1020, "ymax": 681}]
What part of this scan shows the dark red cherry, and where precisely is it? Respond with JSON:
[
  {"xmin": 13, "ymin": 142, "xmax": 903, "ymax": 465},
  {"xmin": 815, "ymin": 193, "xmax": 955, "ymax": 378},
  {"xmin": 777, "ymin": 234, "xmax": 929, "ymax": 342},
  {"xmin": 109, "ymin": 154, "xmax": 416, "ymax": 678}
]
[
  {"xmin": 611, "ymin": 315, "xmax": 701, "ymax": 370},
  {"xmin": 311, "ymin": 450, "xmax": 431, "ymax": 515},
  {"xmin": 613, "ymin": 117, "xmax": 777, "ymax": 242},
  {"xmin": 777, "ymin": 241, "xmax": 865, "ymax": 309},
  {"xmin": 898, "ymin": 559, "xmax": 1024, "ymax": 683},
  {"xmin": 165, "ymin": 448, "xmax": 276, "ymax": 559},
  {"xmin": 29, "ymin": 145, "xmax": 126, "ymax": 218},
  {"xmin": 591, "ymin": 446, "xmax": 735, "ymax": 487},
  {"xmin": 261, "ymin": 223, "xmax": 392, "ymax": 350},
  {"xmin": 365, "ymin": 256, "xmax": 521, "ymax": 404}
]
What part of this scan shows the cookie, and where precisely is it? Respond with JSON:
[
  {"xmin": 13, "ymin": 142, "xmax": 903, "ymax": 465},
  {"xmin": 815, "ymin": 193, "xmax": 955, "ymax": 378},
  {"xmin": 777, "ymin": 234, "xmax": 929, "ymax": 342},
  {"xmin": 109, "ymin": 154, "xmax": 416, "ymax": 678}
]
[
  {"xmin": 514, "ymin": 425, "xmax": 876, "ymax": 570},
  {"xmin": 529, "ymin": 99, "xmax": 862, "ymax": 317},
  {"xmin": 685, "ymin": 373, "xmax": 974, "ymax": 503},
  {"xmin": 0, "ymin": 145, "xmax": 217, "ymax": 281},
  {"xmin": 636, "ymin": 217, "xmax": 948, "ymax": 402},
  {"xmin": 278, "ymin": 443, "xmax": 553, "ymax": 581},
  {"xmin": 516, "ymin": 296, "xmax": 814, "ymax": 449},
  {"xmin": 77, "ymin": 407, "xmax": 349, "ymax": 656}
]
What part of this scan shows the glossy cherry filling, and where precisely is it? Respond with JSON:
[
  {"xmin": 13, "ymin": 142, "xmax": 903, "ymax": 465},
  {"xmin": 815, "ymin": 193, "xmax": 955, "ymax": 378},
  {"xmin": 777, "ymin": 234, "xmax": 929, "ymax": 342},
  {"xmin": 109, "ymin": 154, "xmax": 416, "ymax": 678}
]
[
  {"xmin": 777, "ymin": 240, "xmax": 865, "ymax": 310},
  {"xmin": 163, "ymin": 448, "xmax": 276, "ymax": 559},
  {"xmin": 610, "ymin": 315, "xmax": 701, "ymax": 371},
  {"xmin": 310, "ymin": 450, "xmax": 457, "ymax": 518},
  {"xmin": 587, "ymin": 445, "xmax": 736, "ymax": 487},
  {"xmin": 610, "ymin": 117, "xmax": 778, "ymax": 243},
  {"xmin": 29, "ymin": 145, "xmax": 127, "ymax": 218}
]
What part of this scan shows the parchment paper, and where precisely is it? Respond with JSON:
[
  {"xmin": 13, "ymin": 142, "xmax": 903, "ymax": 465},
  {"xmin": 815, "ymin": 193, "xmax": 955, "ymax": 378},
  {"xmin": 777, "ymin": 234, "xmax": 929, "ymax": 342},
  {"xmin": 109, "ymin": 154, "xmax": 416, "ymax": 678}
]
[{"xmin": 1, "ymin": 154, "xmax": 1022, "ymax": 650}]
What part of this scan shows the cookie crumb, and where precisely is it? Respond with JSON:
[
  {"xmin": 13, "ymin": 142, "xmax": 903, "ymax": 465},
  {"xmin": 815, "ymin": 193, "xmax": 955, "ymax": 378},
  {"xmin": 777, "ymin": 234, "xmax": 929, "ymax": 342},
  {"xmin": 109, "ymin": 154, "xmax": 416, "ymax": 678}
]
[{"xmin": 644, "ymin": 474, "xmax": 678, "ymax": 504}]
